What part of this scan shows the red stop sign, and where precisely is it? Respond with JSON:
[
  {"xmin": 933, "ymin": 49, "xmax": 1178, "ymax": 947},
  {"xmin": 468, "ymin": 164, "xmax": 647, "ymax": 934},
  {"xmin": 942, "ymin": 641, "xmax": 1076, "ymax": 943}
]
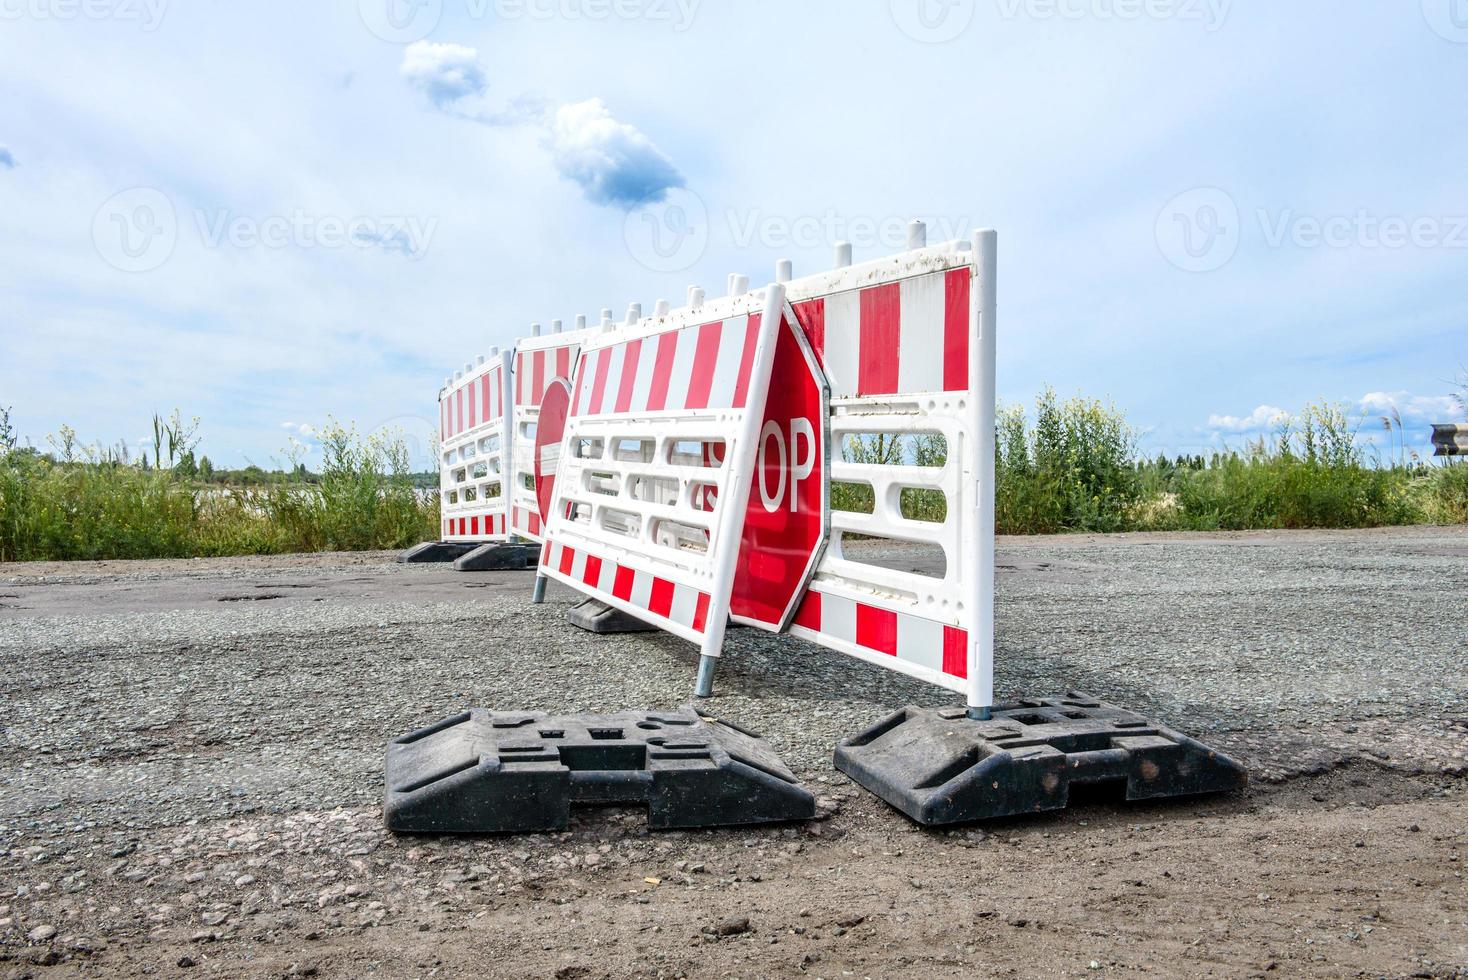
[
  {"xmin": 730, "ymin": 308, "xmax": 828, "ymax": 631},
  {"xmin": 534, "ymin": 377, "xmax": 573, "ymax": 523}
]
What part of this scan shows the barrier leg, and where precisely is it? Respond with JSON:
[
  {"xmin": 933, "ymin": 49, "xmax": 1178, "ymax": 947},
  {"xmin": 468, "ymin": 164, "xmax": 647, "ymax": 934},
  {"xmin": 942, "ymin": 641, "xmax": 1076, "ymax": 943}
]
[
  {"xmin": 531, "ymin": 574, "xmax": 548, "ymax": 605},
  {"xmin": 694, "ymin": 655, "xmax": 717, "ymax": 698}
]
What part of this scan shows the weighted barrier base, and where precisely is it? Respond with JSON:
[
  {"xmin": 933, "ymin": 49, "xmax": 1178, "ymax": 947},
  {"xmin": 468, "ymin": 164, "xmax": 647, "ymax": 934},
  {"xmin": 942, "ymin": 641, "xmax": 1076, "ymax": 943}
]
[
  {"xmin": 566, "ymin": 598, "xmax": 658, "ymax": 634},
  {"xmin": 835, "ymin": 692, "xmax": 1247, "ymax": 826},
  {"xmin": 400, "ymin": 541, "xmax": 477, "ymax": 564},
  {"xmin": 453, "ymin": 543, "xmax": 532, "ymax": 572},
  {"xmin": 385, "ymin": 706, "xmax": 816, "ymax": 833}
]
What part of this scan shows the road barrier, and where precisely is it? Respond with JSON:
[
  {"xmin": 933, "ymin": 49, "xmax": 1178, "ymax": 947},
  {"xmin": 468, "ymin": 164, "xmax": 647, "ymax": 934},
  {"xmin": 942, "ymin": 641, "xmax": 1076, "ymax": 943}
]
[
  {"xmin": 509, "ymin": 320, "xmax": 601, "ymax": 543},
  {"xmin": 1433, "ymin": 423, "xmax": 1467, "ymax": 456},
  {"xmin": 401, "ymin": 222, "xmax": 1245, "ymax": 830},
  {"xmin": 439, "ymin": 349, "xmax": 514, "ymax": 545}
]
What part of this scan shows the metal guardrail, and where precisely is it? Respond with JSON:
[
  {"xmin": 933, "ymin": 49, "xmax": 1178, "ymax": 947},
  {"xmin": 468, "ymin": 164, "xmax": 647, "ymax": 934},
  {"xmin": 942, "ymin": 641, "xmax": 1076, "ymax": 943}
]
[{"xmin": 1433, "ymin": 424, "xmax": 1468, "ymax": 457}]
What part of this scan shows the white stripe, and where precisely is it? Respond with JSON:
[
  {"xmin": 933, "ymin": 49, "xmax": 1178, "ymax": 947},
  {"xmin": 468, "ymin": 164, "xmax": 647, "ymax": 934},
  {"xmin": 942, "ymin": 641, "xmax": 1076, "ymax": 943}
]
[
  {"xmin": 896, "ymin": 612, "xmax": 944, "ymax": 674},
  {"xmin": 596, "ymin": 557, "xmax": 617, "ymax": 594},
  {"xmin": 630, "ymin": 569, "xmax": 654, "ymax": 610},
  {"xmin": 705, "ymin": 315, "xmax": 747, "ymax": 408},
  {"xmin": 822, "ymin": 290, "xmax": 862, "ymax": 398},
  {"xmin": 898, "ymin": 272, "xmax": 945, "ymax": 395},
  {"xmin": 576, "ymin": 351, "xmax": 599, "ymax": 415},
  {"xmin": 669, "ymin": 584, "xmax": 698, "ymax": 628},
  {"xmin": 666, "ymin": 325, "xmax": 700, "ymax": 411},
  {"xmin": 571, "ymin": 547, "xmax": 587, "ymax": 581},
  {"xmin": 628, "ymin": 337, "xmax": 658, "ymax": 413},
  {"xmin": 819, "ymin": 591, "xmax": 857, "ymax": 644}
]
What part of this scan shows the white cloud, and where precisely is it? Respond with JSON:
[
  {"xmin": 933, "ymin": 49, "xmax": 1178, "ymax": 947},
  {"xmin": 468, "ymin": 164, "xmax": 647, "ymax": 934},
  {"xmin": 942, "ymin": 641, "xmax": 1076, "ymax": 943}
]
[
  {"xmin": 397, "ymin": 42, "xmax": 686, "ymax": 210},
  {"xmin": 1358, "ymin": 391, "xmax": 1456, "ymax": 420},
  {"xmin": 1206, "ymin": 405, "xmax": 1289, "ymax": 433},
  {"xmin": 541, "ymin": 99, "xmax": 684, "ymax": 209},
  {"xmin": 400, "ymin": 42, "xmax": 487, "ymax": 109}
]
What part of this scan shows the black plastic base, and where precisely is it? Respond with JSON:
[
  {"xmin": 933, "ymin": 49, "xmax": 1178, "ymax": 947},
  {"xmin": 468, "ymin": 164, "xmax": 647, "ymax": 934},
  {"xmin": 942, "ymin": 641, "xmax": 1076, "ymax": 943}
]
[
  {"xmin": 453, "ymin": 543, "xmax": 532, "ymax": 572},
  {"xmin": 385, "ymin": 706, "xmax": 816, "ymax": 834},
  {"xmin": 400, "ymin": 542, "xmax": 477, "ymax": 564},
  {"xmin": 835, "ymin": 692, "xmax": 1247, "ymax": 825},
  {"xmin": 566, "ymin": 598, "xmax": 658, "ymax": 634}
]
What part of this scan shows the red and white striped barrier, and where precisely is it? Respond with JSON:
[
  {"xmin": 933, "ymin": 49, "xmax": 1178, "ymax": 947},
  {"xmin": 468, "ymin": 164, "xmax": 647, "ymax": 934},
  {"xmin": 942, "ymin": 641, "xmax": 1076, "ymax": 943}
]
[
  {"xmin": 439, "ymin": 349, "xmax": 514, "ymax": 545},
  {"xmin": 535, "ymin": 284, "xmax": 825, "ymax": 679},
  {"xmin": 779, "ymin": 228, "xmax": 997, "ymax": 712},
  {"xmin": 528, "ymin": 226, "xmax": 998, "ymax": 715},
  {"xmin": 508, "ymin": 322, "xmax": 599, "ymax": 543}
]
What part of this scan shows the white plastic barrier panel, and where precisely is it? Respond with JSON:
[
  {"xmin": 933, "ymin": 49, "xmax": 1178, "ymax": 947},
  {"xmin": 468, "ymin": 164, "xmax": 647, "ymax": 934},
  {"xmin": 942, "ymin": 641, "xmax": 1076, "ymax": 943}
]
[
  {"xmin": 439, "ymin": 350, "xmax": 514, "ymax": 544},
  {"xmin": 777, "ymin": 230, "xmax": 998, "ymax": 712},
  {"xmin": 509, "ymin": 327, "xmax": 599, "ymax": 542},
  {"xmin": 536, "ymin": 285, "xmax": 826, "ymax": 664}
]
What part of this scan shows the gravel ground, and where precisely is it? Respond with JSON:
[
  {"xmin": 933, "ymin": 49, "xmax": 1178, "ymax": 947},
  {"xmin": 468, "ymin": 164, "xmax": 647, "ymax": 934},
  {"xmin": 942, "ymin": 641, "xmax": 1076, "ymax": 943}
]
[{"xmin": 0, "ymin": 527, "xmax": 1464, "ymax": 978}]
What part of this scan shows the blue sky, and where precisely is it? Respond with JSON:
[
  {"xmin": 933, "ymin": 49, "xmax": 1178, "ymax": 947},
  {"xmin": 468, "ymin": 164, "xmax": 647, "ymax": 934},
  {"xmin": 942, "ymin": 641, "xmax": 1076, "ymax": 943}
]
[{"xmin": 1, "ymin": 0, "xmax": 1465, "ymax": 469}]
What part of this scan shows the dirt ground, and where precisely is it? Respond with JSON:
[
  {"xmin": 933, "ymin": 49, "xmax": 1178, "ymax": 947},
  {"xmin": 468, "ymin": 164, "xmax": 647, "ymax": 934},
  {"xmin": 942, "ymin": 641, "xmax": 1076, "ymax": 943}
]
[{"xmin": 1, "ymin": 528, "xmax": 1465, "ymax": 979}]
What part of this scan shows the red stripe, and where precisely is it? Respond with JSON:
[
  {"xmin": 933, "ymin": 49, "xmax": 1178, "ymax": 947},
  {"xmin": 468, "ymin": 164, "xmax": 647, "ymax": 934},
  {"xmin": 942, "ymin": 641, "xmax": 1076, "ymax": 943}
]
[
  {"xmin": 541, "ymin": 540, "xmax": 551, "ymax": 565},
  {"xmin": 856, "ymin": 604, "xmax": 898, "ymax": 656},
  {"xmin": 684, "ymin": 321, "xmax": 723, "ymax": 410},
  {"xmin": 692, "ymin": 593, "xmax": 710, "ymax": 633},
  {"xmin": 943, "ymin": 268, "xmax": 970, "ymax": 392},
  {"xmin": 858, "ymin": 283, "xmax": 901, "ymax": 395},
  {"xmin": 480, "ymin": 373, "xmax": 492, "ymax": 422},
  {"xmin": 496, "ymin": 371, "xmax": 503, "ymax": 416},
  {"xmin": 648, "ymin": 578, "xmax": 675, "ymax": 618},
  {"xmin": 730, "ymin": 314, "xmax": 762, "ymax": 409},
  {"xmin": 793, "ymin": 590, "xmax": 821, "ymax": 631},
  {"xmin": 794, "ymin": 299, "xmax": 825, "ymax": 365},
  {"xmin": 587, "ymin": 348, "xmax": 613, "ymax": 415},
  {"xmin": 646, "ymin": 330, "xmax": 679, "ymax": 411},
  {"xmin": 468, "ymin": 380, "xmax": 477, "ymax": 431},
  {"xmin": 556, "ymin": 346, "xmax": 571, "ymax": 381},
  {"xmin": 582, "ymin": 554, "xmax": 602, "ymax": 587},
  {"xmin": 456, "ymin": 388, "xmax": 465, "ymax": 435},
  {"xmin": 532, "ymin": 351, "xmax": 546, "ymax": 407},
  {"xmin": 516, "ymin": 354, "xmax": 525, "ymax": 407},
  {"xmin": 471, "ymin": 516, "xmax": 480, "ymax": 536},
  {"xmin": 614, "ymin": 338, "xmax": 643, "ymax": 413},
  {"xmin": 458, "ymin": 518, "xmax": 467, "ymax": 536},
  {"xmin": 942, "ymin": 626, "xmax": 968, "ymax": 678},
  {"xmin": 531, "ymin": 514, "xmax": 541, "ymax": 536},
  {"xmin": 558, "ymin": 545, "xmax": 575, "ymax": 576},
  {"xmin": 612, "ymin": 566, "xmax": 636, "ymax": 602}
]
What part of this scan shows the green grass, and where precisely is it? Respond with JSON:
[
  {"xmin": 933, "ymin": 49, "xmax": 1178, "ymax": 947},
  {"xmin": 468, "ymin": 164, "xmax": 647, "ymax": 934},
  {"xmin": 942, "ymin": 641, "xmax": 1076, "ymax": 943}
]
[
  {"xmin": 836, "ymin": 390, "xmax": 1467, "ymax": 536},
  {"xmin": 4, "ymin": 396, "xmax": 1464, "ymax": 563},
  {"xmin": 0, "ymin": 411, "xmax": 437, "ymax": 562}
]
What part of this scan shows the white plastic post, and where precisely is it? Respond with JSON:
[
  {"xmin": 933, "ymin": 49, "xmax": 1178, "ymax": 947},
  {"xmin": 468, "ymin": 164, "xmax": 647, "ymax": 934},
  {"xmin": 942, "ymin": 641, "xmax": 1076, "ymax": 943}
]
[
  {"xmin": 731, "ymin": 274, "xmax": 750, "ymax": 296},
  {"xmin": 552, "ymin": 319, "xmax": 563, "ymax": 334},
  {"xmin": 490, "ymin": 346, "xmax": 499, "ymax": 357},
  {"xmin": 454, "ymin": 370, "xmax": 463, "ymax": 381},
  {"xmin": 834, "ymin": 242, "xmax": 853, "ymax": 268},
  {"xmin": 655, "ymin": 299, "xmax": 670, "ymax": 317},
  {"xmin": 776, "ymin": 259, "xmax": 793, "ymax": 283},
  {"xmin": 532, "ymin": 322, "xmax": 542, "ymax": 338},
  {"xmin": 689, "ymin": 286, "xmax": 706, "ymax": 308},
  {"xmin": 477, "ymin": 355, "xmax": 486, "ymax": 366},
  {"xmin": 694, "ymin": 281, "xmax": 788, "ymax": 698},
  {"xmin": 908, "ymin": 220, "xmax": 927, "ymax": 250},
  {"xmin": 968, "ymin": 229, "xmax": 998, "ymax": 719},
  {"xmin": 625, "ymin": 303, "xmax": 641, "ymax": 326},
  {"xmin": 575, "ymin": 314, "xmax": 587, "ymax": 331}
]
